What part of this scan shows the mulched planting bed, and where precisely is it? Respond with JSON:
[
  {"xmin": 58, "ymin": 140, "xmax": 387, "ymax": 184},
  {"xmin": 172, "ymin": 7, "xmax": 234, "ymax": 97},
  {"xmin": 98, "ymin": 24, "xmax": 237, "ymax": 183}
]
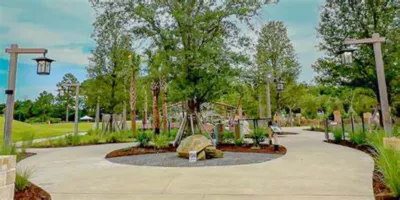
[
  {"xmin": 15, "ymin": 152, "xmax": 52, "ymax": 200},
  {"xmin": 105, "ymin": 144, "xmax": 286, "ymax": 167},
  {"xmin": 325, "ymin": 140, "xmax": 398, "ymax": 200},
  {"xmin": 15, "ymin": 182, "xmax": 51, "ymax": 200}
]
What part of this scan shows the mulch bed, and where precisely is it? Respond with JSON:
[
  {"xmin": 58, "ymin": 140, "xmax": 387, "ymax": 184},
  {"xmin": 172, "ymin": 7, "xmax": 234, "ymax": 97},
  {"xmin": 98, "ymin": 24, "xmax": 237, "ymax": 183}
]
[
  {"xmin": 15, "ymin": 152, "xmax": 52, "ymax": 200},
  {"xmin": 106, "ymin": 144, "xmax": 286, "ymax": 159},
  {"xmin": 14, "ymin": 182, "xmax": 51, "ymax": 200},
  {"xmin": 325, "ymin": 140, "xmax": 398, "ymax": 200}
]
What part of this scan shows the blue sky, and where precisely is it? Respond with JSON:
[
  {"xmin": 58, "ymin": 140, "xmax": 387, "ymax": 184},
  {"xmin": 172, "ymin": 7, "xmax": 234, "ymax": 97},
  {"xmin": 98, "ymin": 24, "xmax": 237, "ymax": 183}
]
[{"xmin": 0, "ymin": 0, "xmax": 325, "ymax": 103}]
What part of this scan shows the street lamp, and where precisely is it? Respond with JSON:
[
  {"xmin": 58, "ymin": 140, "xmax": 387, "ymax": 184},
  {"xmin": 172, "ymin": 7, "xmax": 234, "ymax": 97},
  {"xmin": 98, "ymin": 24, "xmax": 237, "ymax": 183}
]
[
  {"xmin": 60, "ymin": 83, "xmax": 81, "ymax": 135},
  {"xmin": 33, "ymin": 54, "xmax": 54, "ymax": 75},
  {"xmin": 338, "ymin": 48, "xmax": 356, "ymax": 66},
  {"xmin": 276, "ymin": 80, "xmax": 285, "ymax": 92},
  {"xmin": 3, "ymin": 44, "xmax": 54, "ymax": 145},
  {"xmin": 340, "ymin": 33, "xmax": 392, "ymax": 136}
]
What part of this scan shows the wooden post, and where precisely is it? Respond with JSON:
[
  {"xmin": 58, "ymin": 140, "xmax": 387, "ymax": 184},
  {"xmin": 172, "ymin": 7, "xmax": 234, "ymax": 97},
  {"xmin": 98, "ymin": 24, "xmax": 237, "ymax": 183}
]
[{"xmin": 341, "ymin": 117, "xmax": 345, "ymax": 140}]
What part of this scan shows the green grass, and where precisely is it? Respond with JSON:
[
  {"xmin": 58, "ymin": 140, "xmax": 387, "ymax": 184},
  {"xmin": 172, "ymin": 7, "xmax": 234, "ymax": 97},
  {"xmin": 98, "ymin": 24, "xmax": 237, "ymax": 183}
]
[{"xmin": 0, "ymin": 116, "xmax": 93, "ymax": 142}]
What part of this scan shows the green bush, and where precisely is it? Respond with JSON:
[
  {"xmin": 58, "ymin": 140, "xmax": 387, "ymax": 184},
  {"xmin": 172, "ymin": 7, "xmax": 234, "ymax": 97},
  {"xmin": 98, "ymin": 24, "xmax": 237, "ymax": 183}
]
[
  {"xmin": 222, "ymin": 130, "xmax": 235, "ymax": 143},
  {"xmin": 332, "ymin": 128, "xmax": 343, "ymax": 143},
  {"xmin": 137, "ymin": 131, "xmax": 152, "ymax": 147},
  {"xmin": 349, "ymin": 129, "xmax": 366, "ymax": 145},
  {"xmin": 65, "ymin": 134, "xmax": 81, "ymax": 146},
  {"xmin": 49, "ymin": 118, "xmax": 62, "ymax": 123},
  {"xmin": 234, "ymin": 138, "xmax": 246, "ymax": 146},
  {"xmin": 55, "ymin": 137, "xmax": 67, "ymax": 147},
  {"xmin": 88, "ymin": 135, "xmax": 101, "ymax": 144},
  {"xmin": 168, "ymin": 129, "xmax": 178, "ymax": 140},
  {"xmin": 250, "ymin": 129, "xmax": 265, "ymax": 147},
  {"xmin": 15, "ymin": 168, "xmax": 33, "ymax": 191},
  {"xmin": 106, "ymin": 133, "xmax": 124, "ymax": 143},
  {"xmin": 152, "ymin": 134, "xmax": 169, "ymax": 149},
  {"xmin": 87, "ymin": 129, "xmax": 101, "ymax": 136},
  {"xmin": 368, "ymin": 131, "xmax": 400, "ymax": 197}
]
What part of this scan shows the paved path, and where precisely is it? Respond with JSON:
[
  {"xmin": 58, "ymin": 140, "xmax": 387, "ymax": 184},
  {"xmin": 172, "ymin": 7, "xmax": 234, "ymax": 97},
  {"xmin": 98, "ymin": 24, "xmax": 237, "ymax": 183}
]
[{"xmin": 18, "ymin": 127, "xmax": 374, "ymax": 200}]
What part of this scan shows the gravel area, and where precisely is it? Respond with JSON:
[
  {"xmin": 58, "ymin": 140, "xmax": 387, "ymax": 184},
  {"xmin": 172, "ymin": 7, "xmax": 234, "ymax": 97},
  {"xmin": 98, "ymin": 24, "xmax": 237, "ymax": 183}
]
[{"xmin": 107, "ymin": 152, "xmax": 283, "ymax": 167}]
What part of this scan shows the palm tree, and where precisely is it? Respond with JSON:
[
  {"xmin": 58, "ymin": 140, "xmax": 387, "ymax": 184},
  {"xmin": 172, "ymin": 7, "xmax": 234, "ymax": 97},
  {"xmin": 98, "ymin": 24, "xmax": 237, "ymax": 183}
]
[
  {"xmin": 128, "ymin": 53, "xmax": 140, "ymax": 137},
  {"xmin": 151, "ymin": 81, "xmax": 161, "ymax": 134}
]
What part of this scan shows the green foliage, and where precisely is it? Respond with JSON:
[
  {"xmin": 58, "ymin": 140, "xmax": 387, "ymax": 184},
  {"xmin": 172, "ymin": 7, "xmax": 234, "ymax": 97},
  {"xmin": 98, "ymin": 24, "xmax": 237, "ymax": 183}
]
[
  {"xmin": 250, "ymin": 129, "xmax": 265, "ymax": 147},
  {"xmin": 234, "ymin": 138, "xmax": 246, "ymax": 147},
  {"xmin": 15, "ymin": 168, "xmax": 33, "ymax": 192},
  {"xmin": 105, "ymin": 133, "xmax": 123, "ymax": 143},
  {"xmin": 222, "ymin": 131, "xmax": 235, "ymax": 143},
  {"xmin": 152, "ymin": 134, "xmax": 169, "ymax": 149},
  {"xmin": 167, "ymin": 129, "xmax": 178, "ymax": 141},
  {"xmin": 349, "ymin": 129, "xmax": 366, "ymax": 145},
  {"xmin": 87, "ymin": 129, "xmax": 101, "ymax": 136},
  {"xmin": 88, "ymin": 135, "xmax": 101, "ymax": 144},
  {"xmin": 332, "ymin": 128, "xmax": 343, "ymax": 143},
  {"xmin": 137, "ymin": 131, "xmax": 152, "ymax": 147},
  {"xmin": 65, "ymin": 134, "xmax": 81, "ymax": 146},
  {"xmin": 368, "ymin": 131, "xmax": 400, "ymax": 197}
]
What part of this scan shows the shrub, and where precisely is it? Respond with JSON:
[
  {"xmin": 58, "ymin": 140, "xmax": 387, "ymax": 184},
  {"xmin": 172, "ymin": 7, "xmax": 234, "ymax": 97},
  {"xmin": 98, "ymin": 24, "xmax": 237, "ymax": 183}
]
[
  {"xmin": 332, "ymin": 128, "xmax": 343, "ymax": 143},
  {"xmin": 368, "ymin": 131, "xmax": 400, "ymax": 197},
  {"xmin": 234, "ymin": 138, "xmax": 246, "ymax": 146},
  {"xmin": 349, "ymin": 129, "xmax": 366, "ymax": 145},
  {"xmin": 15, "ymin": 168, "xmax": 33, "ymax": 191},
  {"xmin": 222, "ymin": 131, "xmax": 235, "ymax": 143},
  {"xmin": 88, "ymin": 135, "xmax": 101, "ymax": 144},
  {"xmin": 137, "ymin": 131, "xmax": 152, "ymax": 147},
  {"xmin": 250, "ymin": 129, "xmax": 265, "ymax": 147},
  {"xmin": 87, "ymin": 129, "xmax": 101, "ymax": 136},
  {"xmin": 49, "ymin": 118, "xmax": 62, "ymax": 123},
  {"xmin": 152, "ymin": 134, "xmax": 169, "ymax": 149},
  {"xmin": 55, "ymin": 137, "xmax": 66, "ymax": 147},
  {"xmin": 168, "ymin": 129, "xmax": 179, "ymax": 140},
  {"xmin": 106, "ymin": 133, "xmax": 123, "ymax": 143},
  {"xmin": 65, "ymin": 134, "xmax": 81, "ymax": 146}
]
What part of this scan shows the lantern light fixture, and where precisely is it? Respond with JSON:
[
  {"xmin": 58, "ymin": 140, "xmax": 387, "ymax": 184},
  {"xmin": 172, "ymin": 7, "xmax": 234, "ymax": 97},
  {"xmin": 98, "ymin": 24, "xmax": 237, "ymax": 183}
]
[
  {"xmin": 337, "ymin": 48, "xmax": 356, "ymax": 66},
  {"xmin": 276, "ymin": 80, "xmax": 285, "ymax": 92},
  {"xmin": 33, "ymin": 53, "xmax": 54, "ymax": 75}
]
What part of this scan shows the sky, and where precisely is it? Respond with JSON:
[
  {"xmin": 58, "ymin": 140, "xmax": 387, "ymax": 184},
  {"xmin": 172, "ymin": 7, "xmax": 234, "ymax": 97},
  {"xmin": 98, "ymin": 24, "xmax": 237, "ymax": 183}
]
[{"xmin": 0, "ymin": 0, "xmax": 325, "ymax": 103}]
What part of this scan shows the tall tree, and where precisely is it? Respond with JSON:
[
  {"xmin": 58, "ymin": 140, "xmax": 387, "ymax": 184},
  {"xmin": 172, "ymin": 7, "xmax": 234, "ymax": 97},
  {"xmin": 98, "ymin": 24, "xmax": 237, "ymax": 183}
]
[
  {"xmin": 90, "ymin": 0, "xmax": 277, "ymax": 140},
  {"xmin": 32, "ymin": 91, "xmax": 55, "ymax": 121},
  {"xmin": 56, "ymin": 73, "xmax": 79, "ymax": 122},
  {"xmin": 256, "ymin": 21, "xmax": 301, "ymax": 114},
  {"xmin": 128, "ymin": 53, "xmax": 141, "ymax": 136},
  {"xmin": 314, "ymin": 0, "xmax": 400, "ymax": 118},
  {"xmin": 88, "ymin": 8, "xmax": 131, "ymax": 132}
]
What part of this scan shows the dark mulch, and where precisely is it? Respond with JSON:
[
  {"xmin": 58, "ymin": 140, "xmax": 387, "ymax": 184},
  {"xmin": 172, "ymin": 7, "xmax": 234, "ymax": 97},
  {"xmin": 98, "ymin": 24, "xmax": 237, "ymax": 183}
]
[
  {"xmin": 106, "ymin": 144, "xmax": 286, "ymax": 159},
  {"xmin": 15, "ymin": 182, "xmax": 51, "ymax": 200},
  {"xmin": 325, "ymin": 140, "xmax": 398, "ymax": 200}
]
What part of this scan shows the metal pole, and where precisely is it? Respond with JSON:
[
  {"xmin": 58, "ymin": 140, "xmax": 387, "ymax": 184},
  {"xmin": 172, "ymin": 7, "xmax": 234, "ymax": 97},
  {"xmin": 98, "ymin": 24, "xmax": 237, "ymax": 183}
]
[
  {"xmin": 3, "ymin": 44, "xmax": 18, "ymax": 146},
  {"xmin": 266, "ymin": 81, "xmax": 271, "ymax": 118},
  {"xmin": 74, "ymin": 85, "xmax": 79, "ymax": 135},
  {"xmin": 372, "ymin": 33, "xmax": 392, "ymax": 136}
]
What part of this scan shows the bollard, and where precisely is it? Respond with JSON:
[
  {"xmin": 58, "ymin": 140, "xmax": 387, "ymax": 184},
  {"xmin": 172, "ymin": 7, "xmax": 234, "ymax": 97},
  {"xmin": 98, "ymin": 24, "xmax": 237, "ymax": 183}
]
[{"xmin": 273, "ymin": 133, "xmax": 279, "ymax": 151}]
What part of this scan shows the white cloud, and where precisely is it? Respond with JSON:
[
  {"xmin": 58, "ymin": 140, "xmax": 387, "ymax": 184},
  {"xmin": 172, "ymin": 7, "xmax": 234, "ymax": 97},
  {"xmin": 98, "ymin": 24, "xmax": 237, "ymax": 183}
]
[{"xmin": 0, "ymin": 3, "xmax": 93, "ymax": 66}]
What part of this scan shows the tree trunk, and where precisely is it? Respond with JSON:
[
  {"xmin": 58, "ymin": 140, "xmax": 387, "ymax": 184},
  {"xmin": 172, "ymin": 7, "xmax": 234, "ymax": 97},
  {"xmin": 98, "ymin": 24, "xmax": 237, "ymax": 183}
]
[
  {"xmin": 143, "ymin": 89, "xmax": 148, "ymax": 130},
  {"xmin": 289, "ymin": 108, "xmax": 293, "ymax": 127},
  {"xmin": 130, "ymin": 74, "xmax": 137, "ymax": 137},
  {"xmin": 161, "ymin": 77, "xmax": 168, "ymax": 134},
  {"xmin": 151, "ymin": 82, "xmax": 161, "ymax": 134},
  {"xmin": 258, "ymin": 92, "xmax": 263, "ymax": 118}
]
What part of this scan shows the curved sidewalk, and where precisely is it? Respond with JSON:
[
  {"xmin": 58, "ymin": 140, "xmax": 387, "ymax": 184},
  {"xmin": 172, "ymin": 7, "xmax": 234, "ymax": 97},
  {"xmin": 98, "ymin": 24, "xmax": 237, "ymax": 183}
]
[{"xmin": 18, "ymin": 127, "xmax": 374, "ymax": 200}]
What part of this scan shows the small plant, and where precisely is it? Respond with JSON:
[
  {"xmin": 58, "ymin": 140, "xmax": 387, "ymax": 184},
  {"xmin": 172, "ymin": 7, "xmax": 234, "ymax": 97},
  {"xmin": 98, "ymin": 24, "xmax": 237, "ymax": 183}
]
[
  {"xmin": 152, "ymin": 134, "xmax": 169, "ymax": 150},
  {"xmin": 222, "ymin": 130, "xmax": 235, "ymax": 143},
  {"xmin": 87, "ymin": 129, "xmax": 101, "ymax": 136},
  {"xmin": 137, "ymin": 131, "xmax": 152, "ymax": 147},
  {"xmin": 15, "ymin": 168, "xmax": 33, "ymax": 191},
  {"xmin": 234, "ymin": 138, "xmax": 246, "ymax": 146},
  {"xmin": 88, "ymin": 135, "xmax": 101, "ymax": 144},
  {"xmin": 332, "ymin": 128, "xmax": 343, "ymax": 143},
  {"xmin": 55, "ymin": 137, "xmax": 66, "ymax": 147},
  {"xmin": 106, "ymin": 133, "xmax": 123, "ymax": 143},
  {"xmin": 65, "ymin": 134, "xmax": 81, "ymax": 146},
  {"xmin": 168, "ymin": 129, "xmax": 178, "ymax": 140},
  {"xmin": 368, "ymin": 130, "xmax": 400, "ymax": 197},
  {"xmin": 349, "ymin": 129, "xmax": 366, "ymax": 145},
  {"xmin": 250, "ymin": 129, "xmax": 265, "ymax": 147}
]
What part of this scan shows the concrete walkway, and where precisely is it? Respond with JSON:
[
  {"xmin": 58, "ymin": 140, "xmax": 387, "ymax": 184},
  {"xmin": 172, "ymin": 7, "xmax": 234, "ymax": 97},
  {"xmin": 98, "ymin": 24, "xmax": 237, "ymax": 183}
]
[{"xmin": 18, "ymin": 127, "xmax": 374, "ymax": 200}]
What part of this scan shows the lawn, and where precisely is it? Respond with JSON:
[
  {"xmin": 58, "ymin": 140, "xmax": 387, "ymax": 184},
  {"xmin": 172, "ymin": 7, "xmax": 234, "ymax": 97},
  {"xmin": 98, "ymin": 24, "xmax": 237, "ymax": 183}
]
[{"xmin": 0, "ymin": 116, "xmax": 93, "ymax": 142}]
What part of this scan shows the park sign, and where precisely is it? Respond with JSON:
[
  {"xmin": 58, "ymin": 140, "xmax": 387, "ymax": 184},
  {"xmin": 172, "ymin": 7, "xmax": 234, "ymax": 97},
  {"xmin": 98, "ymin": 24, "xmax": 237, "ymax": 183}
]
[{"xmin": 189, "ymin": 151, "xmax": 197, "ymax": 163}]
